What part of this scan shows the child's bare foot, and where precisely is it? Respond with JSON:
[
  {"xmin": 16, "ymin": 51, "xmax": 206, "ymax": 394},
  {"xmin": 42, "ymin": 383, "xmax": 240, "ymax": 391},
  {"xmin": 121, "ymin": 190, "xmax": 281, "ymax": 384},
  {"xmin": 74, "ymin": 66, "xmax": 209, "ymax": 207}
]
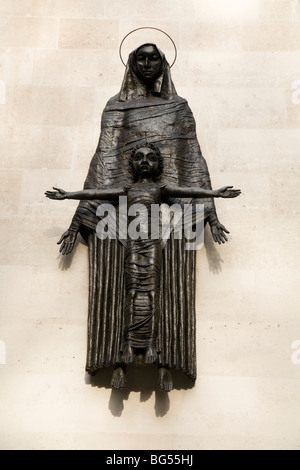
[
  {"xmin": 158, "ymin": 367, "xmax": 173, "ymax": 392},
  {"xmin": 144, "ymin": 345, "xmax": 158, "ymax": 364},
  {"xmin": 122, "ymin": 343, "xmax": 134, "ymax": 364},
  {"xmin": 111, "ymin": 366, "xmax": 126, "ymax": 389}
]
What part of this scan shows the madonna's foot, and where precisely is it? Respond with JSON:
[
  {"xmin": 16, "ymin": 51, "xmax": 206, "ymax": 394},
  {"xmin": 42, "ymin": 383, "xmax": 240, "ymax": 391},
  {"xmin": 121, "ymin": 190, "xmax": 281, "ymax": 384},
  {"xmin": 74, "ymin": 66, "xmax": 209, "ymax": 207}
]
[
  {"xmin": 144, "ymin": 345, "xmax": 158, "ymax": 364},
  {"xmin": 111, "ymin": 366, "xmax": 126, "ymax": 389},
  {"xmin": 122, "ymin": 343, "xmax": 134, "ymax": 364},
  {"xmin": 158, "ymin": 366, "xmax": 173, "ymax": 392}
]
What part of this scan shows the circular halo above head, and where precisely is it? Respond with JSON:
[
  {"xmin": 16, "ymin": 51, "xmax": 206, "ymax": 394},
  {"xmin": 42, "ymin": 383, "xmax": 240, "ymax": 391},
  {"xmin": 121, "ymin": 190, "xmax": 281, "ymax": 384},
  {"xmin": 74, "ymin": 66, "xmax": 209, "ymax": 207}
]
[
  {"xmin": 119, "ymin": 27, "xmax": 177, "ymax": 68},
  {"xmin": 121, "ymin": 131, "xmax": 172, "ymax": 178}
]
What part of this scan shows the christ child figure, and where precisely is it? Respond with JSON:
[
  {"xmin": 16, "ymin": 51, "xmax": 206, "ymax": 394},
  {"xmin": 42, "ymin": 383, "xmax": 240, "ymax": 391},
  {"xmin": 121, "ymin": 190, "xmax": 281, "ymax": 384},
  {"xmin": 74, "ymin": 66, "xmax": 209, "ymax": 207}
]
[{"xmin": 45, "ymin": 143, "xmax": 240, "ymax": 391}]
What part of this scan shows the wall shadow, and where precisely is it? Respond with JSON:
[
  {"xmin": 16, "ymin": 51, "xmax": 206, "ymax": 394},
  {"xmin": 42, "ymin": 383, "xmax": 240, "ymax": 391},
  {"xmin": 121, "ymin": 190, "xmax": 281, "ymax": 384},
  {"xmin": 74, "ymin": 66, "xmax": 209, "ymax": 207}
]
[
  {"xmin": 204, "ymin": 225, "xmax": 224, "ymax": 274},
  {"xmin": 85, "ymin": 365, "xmax": 195, "ymax": 417}
]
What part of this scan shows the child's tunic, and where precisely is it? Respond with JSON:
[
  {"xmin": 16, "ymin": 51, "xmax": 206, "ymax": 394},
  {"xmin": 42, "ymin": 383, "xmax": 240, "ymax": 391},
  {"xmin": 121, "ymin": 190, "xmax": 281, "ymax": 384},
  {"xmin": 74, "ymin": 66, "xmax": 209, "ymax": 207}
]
[{"xmin": 124, "ymin": 183, "xmax": 163, "ymax": 351}]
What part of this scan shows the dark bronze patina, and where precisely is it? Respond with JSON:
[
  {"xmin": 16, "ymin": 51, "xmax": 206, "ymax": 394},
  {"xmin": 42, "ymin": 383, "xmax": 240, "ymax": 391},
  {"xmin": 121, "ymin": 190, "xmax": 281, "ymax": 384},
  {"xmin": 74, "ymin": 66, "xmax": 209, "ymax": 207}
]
[{"xmin": 46, "ymin": 44, "xmax": 240, "ymax": 392}]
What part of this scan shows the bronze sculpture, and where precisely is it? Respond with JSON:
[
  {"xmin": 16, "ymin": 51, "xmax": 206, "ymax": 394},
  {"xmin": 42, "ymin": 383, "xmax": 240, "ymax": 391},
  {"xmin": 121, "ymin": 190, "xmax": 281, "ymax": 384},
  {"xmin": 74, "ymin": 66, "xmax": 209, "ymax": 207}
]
[
  {"xmin": 46, "ymin": 41, "xmax": 240, "ymax": 391},
  {"xmin": 46, "ymin": 145, "xmax": 240, "ymax": 389}
]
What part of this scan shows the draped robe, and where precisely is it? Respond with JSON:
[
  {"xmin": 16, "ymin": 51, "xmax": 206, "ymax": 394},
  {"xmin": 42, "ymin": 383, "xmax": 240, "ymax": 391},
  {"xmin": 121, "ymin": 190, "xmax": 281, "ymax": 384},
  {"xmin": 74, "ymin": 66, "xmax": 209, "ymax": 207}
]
[{"xmin": 70, "ymin": 47, "xmax": 218, "ymax": 382}]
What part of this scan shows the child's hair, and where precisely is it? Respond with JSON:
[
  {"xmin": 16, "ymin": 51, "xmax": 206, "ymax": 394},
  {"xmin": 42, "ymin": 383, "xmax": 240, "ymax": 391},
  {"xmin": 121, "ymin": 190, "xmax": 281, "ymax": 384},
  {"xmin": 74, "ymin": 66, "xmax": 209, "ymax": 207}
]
[{"xmin": 128, "ymin": 142, "xmax": 164, "ymax": 180}]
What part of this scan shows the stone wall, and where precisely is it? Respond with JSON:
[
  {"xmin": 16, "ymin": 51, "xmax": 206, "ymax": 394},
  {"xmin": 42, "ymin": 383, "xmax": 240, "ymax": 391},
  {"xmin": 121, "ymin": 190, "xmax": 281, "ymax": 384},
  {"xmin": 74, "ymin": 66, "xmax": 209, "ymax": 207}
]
[{"xmin": 0, "ymin": 0, "xmax": 299, "ymax": 450}]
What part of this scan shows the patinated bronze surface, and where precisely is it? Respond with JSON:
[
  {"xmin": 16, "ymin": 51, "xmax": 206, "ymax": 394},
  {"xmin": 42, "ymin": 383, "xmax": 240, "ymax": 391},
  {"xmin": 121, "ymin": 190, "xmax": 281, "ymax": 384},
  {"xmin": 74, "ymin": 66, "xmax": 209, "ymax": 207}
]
[{"xmin": 46, "ymin": 43, "xmax": 240, "ymax": 391}]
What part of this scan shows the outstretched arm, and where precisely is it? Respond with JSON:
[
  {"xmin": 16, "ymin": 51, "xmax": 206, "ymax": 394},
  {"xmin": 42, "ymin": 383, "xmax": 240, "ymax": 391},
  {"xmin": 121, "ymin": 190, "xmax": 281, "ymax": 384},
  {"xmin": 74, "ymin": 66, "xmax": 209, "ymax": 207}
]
[
  {"xmin": 45, "ymin": 187, "xmax": 126, "ymax": 201},
  {"xmin": 45, "ymin": 186, "xmax": 126, "ymax": 255},
  {"xmin": 163, "ymin": 185, "xmax": 241, "ymax": 199},
  {"xmin": 163, "ymin": 184, "xmax": 241, "ymax": 244}
]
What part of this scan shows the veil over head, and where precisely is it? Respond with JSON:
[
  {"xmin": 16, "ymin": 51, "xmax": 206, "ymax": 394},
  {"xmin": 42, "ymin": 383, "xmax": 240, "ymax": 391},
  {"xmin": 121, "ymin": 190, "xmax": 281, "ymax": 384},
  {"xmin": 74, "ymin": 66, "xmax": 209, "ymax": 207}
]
[{"xmin": 119, "ymin": 43, "xmax": 177, "ymax": 101}]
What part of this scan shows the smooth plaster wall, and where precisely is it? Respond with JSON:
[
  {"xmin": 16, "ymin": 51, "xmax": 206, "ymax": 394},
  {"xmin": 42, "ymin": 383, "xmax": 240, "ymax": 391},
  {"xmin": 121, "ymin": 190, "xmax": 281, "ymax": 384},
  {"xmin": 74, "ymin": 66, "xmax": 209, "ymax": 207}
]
[{"xmin": 0, "ymin": 0, "xmax": 299, "ymax": 450}]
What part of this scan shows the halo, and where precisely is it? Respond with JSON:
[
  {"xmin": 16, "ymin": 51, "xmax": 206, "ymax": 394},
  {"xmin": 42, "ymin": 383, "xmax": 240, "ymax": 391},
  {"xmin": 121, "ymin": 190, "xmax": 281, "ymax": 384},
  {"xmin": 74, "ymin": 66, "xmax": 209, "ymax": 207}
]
[
  {"xmin": 119, "ymin": 27, "xmax": 177, "ymax": 68},
  {"xmin": 121, "ymin": 131, "xmax": 172, "ymax": 178}
]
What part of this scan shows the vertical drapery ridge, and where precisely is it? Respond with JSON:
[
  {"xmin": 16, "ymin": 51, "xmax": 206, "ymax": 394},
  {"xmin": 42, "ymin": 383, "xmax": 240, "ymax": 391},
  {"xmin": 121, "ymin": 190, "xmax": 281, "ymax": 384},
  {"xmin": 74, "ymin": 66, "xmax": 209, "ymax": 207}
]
[
  {"xmin": 158, "ymin": 235, "xmax": 197, "ymax": 381},
  {"xmin": 86, "ymin": 233, "xmax": 97, "ymax": 371},
  {"xmin": 86, "ymin": 233, "xmax": 196, "ymax": 380},
  {"xmin": 86, "ymin": 237, "xmax": 126, "ymax": 372}
]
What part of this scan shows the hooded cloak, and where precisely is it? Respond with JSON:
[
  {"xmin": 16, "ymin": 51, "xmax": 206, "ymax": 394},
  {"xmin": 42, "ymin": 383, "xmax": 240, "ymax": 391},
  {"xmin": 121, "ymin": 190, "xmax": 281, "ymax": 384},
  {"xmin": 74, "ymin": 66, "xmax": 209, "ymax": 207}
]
[{"xmin": 70, "ymin": 45, "xmax": 218, "ymax": 382}]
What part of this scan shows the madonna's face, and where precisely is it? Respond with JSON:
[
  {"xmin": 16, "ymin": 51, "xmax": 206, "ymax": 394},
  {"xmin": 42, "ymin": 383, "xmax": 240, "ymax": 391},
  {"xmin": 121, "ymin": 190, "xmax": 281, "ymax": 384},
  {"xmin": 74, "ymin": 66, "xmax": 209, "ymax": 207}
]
[{"xmin": 135, "ymin": 45, "xmax": 162, "ymax": 82}]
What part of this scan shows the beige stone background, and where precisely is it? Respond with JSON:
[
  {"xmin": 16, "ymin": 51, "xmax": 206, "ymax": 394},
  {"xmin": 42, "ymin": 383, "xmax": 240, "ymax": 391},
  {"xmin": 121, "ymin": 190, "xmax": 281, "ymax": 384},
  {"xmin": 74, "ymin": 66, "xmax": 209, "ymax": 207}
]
[{"xmin": 0, "ymin": 0, "xmax": 299, "ymax": 450}]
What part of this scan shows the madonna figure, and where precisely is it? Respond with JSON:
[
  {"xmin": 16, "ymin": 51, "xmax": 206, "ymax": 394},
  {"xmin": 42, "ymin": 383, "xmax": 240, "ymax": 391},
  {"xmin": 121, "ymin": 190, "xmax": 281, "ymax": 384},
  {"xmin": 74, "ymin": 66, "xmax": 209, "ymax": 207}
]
[{"xmin": 51, "ymin": 42, "xmax": 233, "ymax": 390}]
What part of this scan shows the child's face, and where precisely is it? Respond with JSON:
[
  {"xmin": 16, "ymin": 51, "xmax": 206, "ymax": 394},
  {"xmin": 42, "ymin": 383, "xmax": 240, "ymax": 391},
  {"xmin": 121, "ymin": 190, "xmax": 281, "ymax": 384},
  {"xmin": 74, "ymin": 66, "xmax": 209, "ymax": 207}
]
[{"xmin": 132, "ymin": 147, "xmax": 159, "ymax": 179}]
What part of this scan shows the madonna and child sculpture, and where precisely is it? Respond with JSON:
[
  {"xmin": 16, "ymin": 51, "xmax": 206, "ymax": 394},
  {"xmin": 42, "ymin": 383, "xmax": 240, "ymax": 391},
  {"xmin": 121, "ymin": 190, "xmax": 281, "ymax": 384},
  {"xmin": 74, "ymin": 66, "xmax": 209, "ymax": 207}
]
[{"xmin": 46, "ymin": 34, "xmax": 241, "ymax": 392}]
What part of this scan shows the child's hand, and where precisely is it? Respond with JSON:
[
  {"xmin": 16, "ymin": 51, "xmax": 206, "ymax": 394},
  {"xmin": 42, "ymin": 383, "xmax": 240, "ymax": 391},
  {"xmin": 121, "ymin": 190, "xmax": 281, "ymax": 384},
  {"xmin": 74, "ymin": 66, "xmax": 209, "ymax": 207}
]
[
  {"xmin": 45, "ymin": 187, "xmax": 68, "ymax": 200},
  {"xmin": 217, "ymin": 186, "xmax": 241, "ymax": 198}
]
